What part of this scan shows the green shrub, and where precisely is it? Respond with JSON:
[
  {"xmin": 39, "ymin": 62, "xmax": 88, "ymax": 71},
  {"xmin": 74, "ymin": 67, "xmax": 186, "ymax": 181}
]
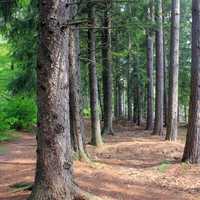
[
  {"xmin": 0, "ymin": 131, "xmax": 20, "ymax": 142},
  {"xmin": 0, "ymin": 96, "xmax": 37, "ymax": 132},
  {"xmin": 83, "ymin": 107, "xmax": 91, "ymax": 118},
  {"xmin": 4, "ymin": 96, "xmax": 37, "ymax": 130}
]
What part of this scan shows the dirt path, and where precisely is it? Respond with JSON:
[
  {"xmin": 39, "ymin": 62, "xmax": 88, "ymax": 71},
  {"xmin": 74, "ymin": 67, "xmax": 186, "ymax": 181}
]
[{"xmin": 0, "ymin": 123, "xmax": 200, "ymax": 200}]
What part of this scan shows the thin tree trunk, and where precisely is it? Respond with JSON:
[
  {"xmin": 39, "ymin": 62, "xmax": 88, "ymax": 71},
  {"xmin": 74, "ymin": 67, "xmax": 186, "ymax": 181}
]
[
  {"xmin": 28, "ymin": 1, "xmax": 74, "ymax": 199},
  {"xmin": 102, "ymin": 2, "xmax": 114, "ymax": 135},
  {"xmin": 88, "ymin": 4, "xmax": 103, "ymax": 147},
  {"xmin": 133, "ymin": 61, "xmax": 138, "ymax": 124},
  {"xmin": 114, "ymin": 77, "xmax": 118, "ymax": 119},
  {"xmin": 69, "ymin": 26, "xmax": 90, "ymax": 162},
  {"xmin": 163, "ymin": 43, "xmax": 169, "ymax": 127},
  {"xmin": 128, "ymin": 33, "xmax": 133, "ymax": 121},
  {"xmin": 153, "ymin": 0, "xmax": 164, "ymax": 136},
  {"xmin": 118, "ymin": 80, "xmax": 123, "ymax": 119},
  {"xmin": 166, "ymin": 0, "xmax": 180, "ymax": 141},
  {"xmin": 98, "ymin": 79, "xmax": 104, "ymax": 119},
  {"xmin": 137, "ymin": 86, "xmax": 142, "ymax": 126},
  {"xmin": 182, "ymin": 0, "xmax": 200, "ymax": 164},
  {"xmin": 146, "ymin": 1, "xmax": 154, "ymax": 130}
]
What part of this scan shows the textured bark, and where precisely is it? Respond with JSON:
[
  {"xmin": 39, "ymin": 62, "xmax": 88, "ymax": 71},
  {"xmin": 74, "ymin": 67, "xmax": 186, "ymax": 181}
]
[
  {"xmin": 153, "ymin": 0, "xmax": 164, "ymax": 136},
  {"xmin": 102, "ymin": 2, "xmax": 113, "ymax": 135},
  {"xmin": 182, "ymin": 0, "xmax": 200, "ymax": 164},
  {"xmin": 146, "ymin": 2, "xmax": 154, "ymax": 130},
  {"xmin": 166, "ymin": 0, "xmax": 180, "ymax": 141},
  {"xmin": 69, "ymin": 25, "xmax": 90, "ymax": 162},
  {"xmin": 28, "ymin": 1, "xmax": 74, "ymax": 199},
  {"xmin": 88, "ymin": 4, "xmax": 103, "ymax": 147}
]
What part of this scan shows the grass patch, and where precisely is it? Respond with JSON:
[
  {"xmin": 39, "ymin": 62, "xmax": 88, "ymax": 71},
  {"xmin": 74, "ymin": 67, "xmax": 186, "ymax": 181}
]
[
  {"xmin": 0, "ymin": 131, "xmax": 21, "ymax": 142},
  {"xmin": 158, "ymin": 160, "xmax": 171, "ymax": 173},
  {"xmin": 10, "ymin": 182, "xmax": 33, "ymax": 192}
]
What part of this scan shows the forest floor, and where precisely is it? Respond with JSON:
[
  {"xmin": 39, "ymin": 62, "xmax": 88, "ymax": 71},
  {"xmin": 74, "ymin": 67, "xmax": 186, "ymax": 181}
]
[{"xmin": 0, "ymin": 121, "xmax": 200, "ymax": 200}]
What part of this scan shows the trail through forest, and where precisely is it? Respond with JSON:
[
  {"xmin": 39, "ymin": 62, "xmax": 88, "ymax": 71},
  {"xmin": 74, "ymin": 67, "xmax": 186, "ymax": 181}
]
[{"xmin": 0, "ymin": 121, "xmax": 200, "ymax": 200}]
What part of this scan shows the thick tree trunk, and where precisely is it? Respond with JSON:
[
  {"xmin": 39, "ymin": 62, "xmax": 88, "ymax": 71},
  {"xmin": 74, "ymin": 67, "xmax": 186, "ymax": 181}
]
[
  {"xmin": 153, "ymin": 0, "xmax": 164, "ymax": 136},
  {"xmin": 102, "ymin": 3, "xmax": 113, "ymax": 135},
  {"xmin": 182, "ymin": 0, "xmax": 200, "ymax": 164},
  {"xmin": 28, "ymin": 1, "xmax": 74, "ymax": 199},
  {"xmin": 88, "ymin": 4, "xmax": 103, "ymax": 147},
  {"xmin": 69, "ymin": 25, "xmax": 90, "ymax": 162},
  {"xmin": 166, "ymin": 0, "xmax": 180, "ymax": 141},
  {"xmin": 146, "ymin": 2, "xmax": 154, "ymax": 130}
]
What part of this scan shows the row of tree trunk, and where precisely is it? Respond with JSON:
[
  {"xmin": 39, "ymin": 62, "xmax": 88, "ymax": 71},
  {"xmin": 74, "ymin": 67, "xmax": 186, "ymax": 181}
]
[{"xmin": 29, "ymin": 0, "xmax": 200, "ymax": 199}]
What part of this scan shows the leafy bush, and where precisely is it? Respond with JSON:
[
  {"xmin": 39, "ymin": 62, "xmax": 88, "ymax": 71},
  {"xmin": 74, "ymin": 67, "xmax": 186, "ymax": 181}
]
[
  {"xmin": 0, "ymin": 131, "xmax": 20, "ymax": 142},
  {"xmin": 0, "ymin": 96, "xmax": 37, "ymax": 132},
  {"xmin": 0, "ymin": 111, "xmax": 10, "ymax": 132},
  {"xmin": 83, "ymin": 107, "xmax": 91, "ymax": 118}
]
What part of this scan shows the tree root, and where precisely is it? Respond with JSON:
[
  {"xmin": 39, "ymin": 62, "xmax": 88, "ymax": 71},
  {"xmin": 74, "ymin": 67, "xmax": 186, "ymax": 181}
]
[{"xmin": 73, "ymin": 186, "xmax": 105, "ymax": 200}]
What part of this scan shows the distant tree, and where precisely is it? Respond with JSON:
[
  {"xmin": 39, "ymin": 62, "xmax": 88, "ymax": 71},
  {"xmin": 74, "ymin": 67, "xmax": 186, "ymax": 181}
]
[
  {"xmin": 102, "ymin": 1, "xmax": 114, "ymax": 135},
  {"xmin": 166, "ymin": 0, "xmax": 180, "ymax": 141},
  {"xmin": 146, "ymin": 0, "xmax": 154, "ymax": 130},
  {"xmin": 153, "ymin": 0, "xmax": 164, "ymax": 136},
  {"xmin": 69, "ymin": 9, "xmax": 90, "ymax": 160},
  {"xmin": 182, "ymin": 0, "xmax": 200, "ymax": 164},
  {"xmin": 88, "ymin": 3, "xmax": 103, "ymax": 147}
]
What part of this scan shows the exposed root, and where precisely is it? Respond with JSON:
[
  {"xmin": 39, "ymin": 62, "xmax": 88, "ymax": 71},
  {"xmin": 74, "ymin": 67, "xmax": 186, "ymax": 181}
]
[{"xmin": 73, "ymin": 186, "xmax": 105, "ymax": 200}]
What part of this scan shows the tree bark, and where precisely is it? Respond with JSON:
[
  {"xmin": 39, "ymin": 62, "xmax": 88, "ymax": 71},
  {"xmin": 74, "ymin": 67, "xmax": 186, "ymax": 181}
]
[
  {"xmin": 69, "ymin": 24, "xmax": 90, "ymax": 162},
  {"xmin": 146, "ymin": 4, "xmax": 154, "ymax": 130},
  {"xmin": 166, "ymin": 0, "xmax": 180, "ymax": 141},
  {"xmin": 182, "ymin": 0, "xmax": 200, "ymax": 164},
  {"xmin": 127, "ymin": 33, "xmax": 133, "ymax": 121},
  {"xmin": 88, "ymin": 4, "xmax": 103, "ymax": 147},
  {"xmin": 153, "ymin": 0, "xmax": 164, "ymax": 136},
  {"xmin": 163, "ymin": 42, "xmax": 169, "ymax": 127},
  {"xmin": 146, "ymin": 34, "xmax": 154, "ymax": 130},
  {"xmin": 28, "ymin": 1, "xmax": 74, "ymax": 199},
  {"xmin": 102, "ymin": 2, "xmax": 114, "ymax": 135}
]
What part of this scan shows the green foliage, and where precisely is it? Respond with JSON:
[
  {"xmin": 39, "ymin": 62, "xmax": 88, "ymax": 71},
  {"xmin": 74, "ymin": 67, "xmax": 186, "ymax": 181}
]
[
  {"xmin": 83, "ymin": 107, "xmax": 91, "ymax": 118},
  {"xmin": 0, "ymin": 96, "xmax": 37, "ymax": 132},
  {"xmin": 3, "ymin": 0, "xmax": 38, "ymax": 94},
  {"xmin": 0, "ymin": 131, "xmax": 20, "ymax": 142},
  {"xmin": 17, "ymin": 0, "xmax": 31, "ymax": 8}
]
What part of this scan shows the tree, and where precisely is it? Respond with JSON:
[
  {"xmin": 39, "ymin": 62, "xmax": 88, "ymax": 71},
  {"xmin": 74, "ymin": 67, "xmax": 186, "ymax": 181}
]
[
  {"xmin": 166, "ymin": 0, "xmax": 180, "ymax": 141},
  {"xmin": 28, "ymin": 1, "xmax": 74, "ymax": 199},
  {"xmin": 88, "ymin": 3, "xmax": 103, "ymax": 147},
  {"xmin": 146, "ymin": 1, "xmax": 154, "ymax": 130},
  {"xmin": 69, "ymin": 21, "xmax": 90, "ymax": 160},
  {"xmin": 102, "ymin": 1, "xmax": 114, "ymax": 135},
  {"xmin": 153, "ymin": 0, "xmax": 164, "ymax": 136},
  {"xmin": 127, "ymin": 32, "xmax": 133, "ymax": 121},
  {"xmin": 182, "ymin": 0, "xmax": 200, "ymax": 164}
]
